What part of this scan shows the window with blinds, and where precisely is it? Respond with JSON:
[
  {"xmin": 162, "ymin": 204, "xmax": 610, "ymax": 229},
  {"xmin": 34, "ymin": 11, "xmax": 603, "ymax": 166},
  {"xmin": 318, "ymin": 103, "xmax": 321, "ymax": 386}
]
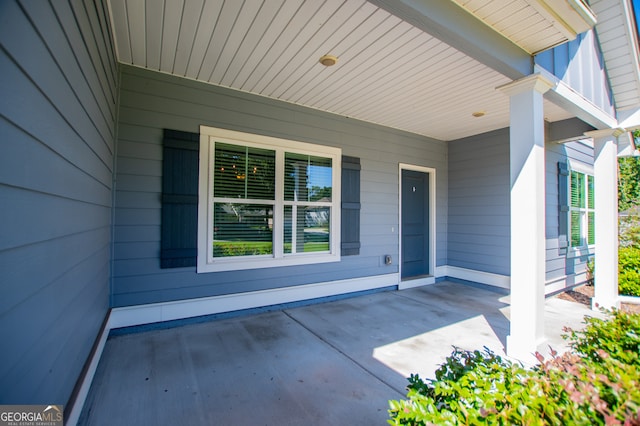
[
  {"xmin": 212, "ymin": 143, "xmax": 276, "ymax": 257},
  {"xmin": 198, "ymin": 126, "xmax": 341, "ymax": 273},
  {"xmin": 569, "ymin": 170, "xmax": 595, "ymax": 247},
  {"xmin": 284, "ymin": 153, "xmax": 332, "ymax": 254}
]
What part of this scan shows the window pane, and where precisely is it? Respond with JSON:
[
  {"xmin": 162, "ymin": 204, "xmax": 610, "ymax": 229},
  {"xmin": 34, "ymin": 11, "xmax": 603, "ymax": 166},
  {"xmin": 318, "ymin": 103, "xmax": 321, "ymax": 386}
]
[
  {"xmin": 308, "ymin": 156, "xmax": 332, "ymax": 201},
  {"xmin": 570, "ymin": 171, "xmax": 585, "ymax": 208},
  {"xmin": 587, "ymin": 175, "xmax": 594, "ymax": 209},
  {"xmin": 570, "ymin": 211, "xmax": 582, "ymax": 246},
  {"xmin": 588, "ymin": 211, "xmax": 595, "ymax": 245},
  {"xmin": 213, "ymin": 203, "xmax": 273, "ymax": 257},
  {"xmin": 247, "ymin": 148, "xmax": 276, "ymax": 199},
  {"xmin": 284, "ymin": 205, "xmax": 330, "ymax": 254},
  {"xmin": 284, "ymin": 153, "xmax": 332, "ymax": 202},
  {"xmin": 284, "ymin": 206, "xmax": 293, "ymax": 253},
  {"xmin": 214, "ymin": 143, "xmax": 275, "ymax": 199}
]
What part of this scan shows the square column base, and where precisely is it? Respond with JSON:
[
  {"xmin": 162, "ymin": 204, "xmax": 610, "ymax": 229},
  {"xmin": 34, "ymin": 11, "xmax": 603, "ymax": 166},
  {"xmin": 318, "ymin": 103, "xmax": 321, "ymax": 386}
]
[
  {"xmin": 591, "ymin": 296, "xmax": 619, "ymax": 311},
  {"xmin": 506, "ymin": 335, "xmax": 547, "ymax": 365}
]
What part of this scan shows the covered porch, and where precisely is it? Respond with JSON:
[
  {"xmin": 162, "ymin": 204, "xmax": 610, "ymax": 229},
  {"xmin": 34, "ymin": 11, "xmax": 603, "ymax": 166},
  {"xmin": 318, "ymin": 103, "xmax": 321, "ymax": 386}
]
[
  {"xmin": 4, "ymin": 0, "xmax": 640, "ymax": 420},
  {"xmin": 78, "ymin": 281, "xmax": 597, "ymax": 425}
]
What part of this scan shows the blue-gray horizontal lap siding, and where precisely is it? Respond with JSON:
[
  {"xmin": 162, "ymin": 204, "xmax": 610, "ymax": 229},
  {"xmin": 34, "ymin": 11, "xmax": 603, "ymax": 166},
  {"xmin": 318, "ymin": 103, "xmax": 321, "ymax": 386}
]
[
  {"xmin": 448, "ymin": 119, "xmax": 595, "ymax": 287},
  {"xmin": 545, "ymin": 138, "xmax": 595, "ymax": 283},
  {"xmin": 448, "ymin": 129, "xmax": 511, "ymax": 275},
  {"xmin": 0, "ymin": 0, "xmax": 116, "ymax": 407},
  {"xmin": 113, "ymin": 65, "xmax": 448, "ymax": 307}
]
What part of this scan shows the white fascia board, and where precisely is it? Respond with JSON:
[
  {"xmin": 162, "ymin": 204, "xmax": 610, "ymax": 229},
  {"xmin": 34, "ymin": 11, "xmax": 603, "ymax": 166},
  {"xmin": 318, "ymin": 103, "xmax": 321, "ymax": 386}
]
[
  {"xmin": 617, "ymin": 131, "xmax": 640, "ymax": 157},
  {"xmin": 617, "ymin": 107, "xmax": 640, "ymax": 155},
  {"xmin": 617, "ymin": 131, "xmax": 633, "ymax": 156},
  {"xmin": 618, "ymin": 144, "xmax": 640, "ymax": 157},
  {"xmin": 535, "ymin": 65, "xmax": 618, "ymax": 129},
  {"xmin": 618, "ymin": 107, "xmax": 640, "ymax": 130}
]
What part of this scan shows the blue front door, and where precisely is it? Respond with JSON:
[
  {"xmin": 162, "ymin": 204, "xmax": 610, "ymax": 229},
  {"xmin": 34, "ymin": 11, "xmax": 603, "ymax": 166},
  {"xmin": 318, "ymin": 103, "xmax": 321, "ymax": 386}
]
[{"xmin": 401, "ymin": 169, "xmax": 429, "ymax": 279}]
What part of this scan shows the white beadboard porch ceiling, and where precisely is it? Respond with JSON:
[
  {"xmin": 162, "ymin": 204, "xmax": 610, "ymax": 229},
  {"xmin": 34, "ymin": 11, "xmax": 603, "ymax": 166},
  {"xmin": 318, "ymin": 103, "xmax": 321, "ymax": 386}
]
[{"xmin": 108, "ymin": 0, "xmax": 576, "ymax": 141}]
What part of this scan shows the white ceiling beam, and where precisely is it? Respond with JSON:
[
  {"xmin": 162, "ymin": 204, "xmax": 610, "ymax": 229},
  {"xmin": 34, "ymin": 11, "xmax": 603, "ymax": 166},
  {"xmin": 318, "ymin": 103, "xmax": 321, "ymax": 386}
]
[
  {"xmin": 366, "ymin": 0, "xmax": 533, "ymax": 79},
  {"xmin": 535, "ymin": 65, "xmax": 618, "ymax": 130}
]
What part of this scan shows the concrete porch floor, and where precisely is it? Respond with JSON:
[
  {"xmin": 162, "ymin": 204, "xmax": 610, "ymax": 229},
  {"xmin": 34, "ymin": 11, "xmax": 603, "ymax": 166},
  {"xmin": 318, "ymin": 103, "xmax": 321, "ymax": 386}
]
[{"xmin": 78, "ymin": 281, "xmax": 597, "ymax": 425}]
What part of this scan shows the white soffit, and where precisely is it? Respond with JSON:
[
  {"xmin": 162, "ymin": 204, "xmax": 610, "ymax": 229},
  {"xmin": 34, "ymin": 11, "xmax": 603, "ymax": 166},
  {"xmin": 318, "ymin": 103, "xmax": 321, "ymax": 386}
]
[
  {"xmin": 590, "ymin": 0, "xmax": 640, "ymax": 112},
  {"xmin": 107, "ymin": 0, "xmax": 576, "ymax": 141},
  {"xmin": 451, "ymin": 0, "xmax": 596, "ymax": 54}
]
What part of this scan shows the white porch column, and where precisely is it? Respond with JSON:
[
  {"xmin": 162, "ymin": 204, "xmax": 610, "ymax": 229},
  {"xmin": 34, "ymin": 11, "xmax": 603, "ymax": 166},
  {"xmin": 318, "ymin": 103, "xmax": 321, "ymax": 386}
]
[
  {"xmin": 586, "ymin": 129, "xmax": 623, "ymax": 310},
  {"xmin": 498, "ymin": 74, "xmax": 553, "ymax": 360}
]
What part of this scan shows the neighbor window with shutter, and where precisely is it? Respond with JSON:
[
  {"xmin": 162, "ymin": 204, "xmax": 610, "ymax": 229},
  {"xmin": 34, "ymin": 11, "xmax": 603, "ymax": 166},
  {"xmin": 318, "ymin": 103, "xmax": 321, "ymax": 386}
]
[
  {"xmin": 569, "ymin": 168, "xmax": 595, "ymax": 248},
  {"xmin": 197, "ymin": 126, "xmax": 341, "ymax": 272}
]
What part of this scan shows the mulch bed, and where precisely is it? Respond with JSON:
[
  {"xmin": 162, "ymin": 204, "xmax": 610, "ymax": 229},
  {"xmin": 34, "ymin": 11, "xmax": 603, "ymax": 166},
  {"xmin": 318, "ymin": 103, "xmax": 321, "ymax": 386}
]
[{"xmin": 556, "ymin": 284, "xmax": 640, "ymax": 314}]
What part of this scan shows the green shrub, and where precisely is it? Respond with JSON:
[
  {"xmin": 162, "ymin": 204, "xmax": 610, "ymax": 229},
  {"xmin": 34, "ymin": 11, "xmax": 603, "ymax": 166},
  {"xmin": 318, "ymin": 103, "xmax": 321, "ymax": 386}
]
[
  {"xmin": 213, "ymin": 241, "xmax": 272, "ymax": 256},
  {"xmin": 619, "ymin": 215, "xmax": 640, "ymax": 249},
  {"xmin": 619, "ymin": 246, "xmax": 640, "ymax": 297},
  {"xmin": 586, "ymin": 257, "xmax": 595, "ymax": 285},
  {"xmin": 566, "ymin": 309, "xmax": 640, "ymax": 366},
  {"xmin": 388, "ymin": 310, "xmax": 640, "ymax": 425}
]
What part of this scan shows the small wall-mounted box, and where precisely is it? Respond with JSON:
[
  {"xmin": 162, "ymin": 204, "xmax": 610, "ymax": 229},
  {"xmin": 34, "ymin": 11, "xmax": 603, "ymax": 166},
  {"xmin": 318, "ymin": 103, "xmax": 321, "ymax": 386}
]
[{"xmin": 384, "ymin": 255, "xmax": 392, "ymax": 265}]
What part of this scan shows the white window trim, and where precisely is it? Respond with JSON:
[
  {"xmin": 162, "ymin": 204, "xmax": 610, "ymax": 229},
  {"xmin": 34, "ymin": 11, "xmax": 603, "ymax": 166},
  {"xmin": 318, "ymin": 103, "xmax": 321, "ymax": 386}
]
[
  {"xmin": 197, "ymin": 126, "xmax": 341, "ymax": 273},
  {"xmin": 567, "ymin": 159, "xmax": 595, "ymax": 257}
]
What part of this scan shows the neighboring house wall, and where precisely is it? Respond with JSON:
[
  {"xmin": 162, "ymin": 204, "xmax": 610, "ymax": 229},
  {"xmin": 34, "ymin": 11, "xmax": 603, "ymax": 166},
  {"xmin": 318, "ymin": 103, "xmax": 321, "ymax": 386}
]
[
  {"xmin": 112, "ymin": 65, "xmax": 448, "ymax": 307},
  {"xmin": 448, "ymin": 119, "xmax": 594, "ymax": 290},
  {"xmin": 535, "ymin": 30, "xmax": 615, "ymax": 117},
  {"xmin": 0, "ymin": 1, "xmax": 116, "ymax": 406}
]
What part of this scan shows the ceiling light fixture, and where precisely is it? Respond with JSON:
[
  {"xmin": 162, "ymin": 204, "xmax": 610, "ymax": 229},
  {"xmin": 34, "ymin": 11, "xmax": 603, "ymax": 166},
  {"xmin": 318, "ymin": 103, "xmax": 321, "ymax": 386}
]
[{"xmin": 319, "ymin": 54, "xmax": 338, "ymax": 67}]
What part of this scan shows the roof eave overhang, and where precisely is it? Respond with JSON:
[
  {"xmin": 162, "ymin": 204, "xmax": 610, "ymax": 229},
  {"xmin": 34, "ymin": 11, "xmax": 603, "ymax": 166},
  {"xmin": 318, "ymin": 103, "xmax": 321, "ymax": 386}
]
[
  {"xmin": 529, "ymin": 0, "xmax": 597, "ymax": 42},
  {"xmin": 621, "ymin": 0, "xmax": 640, "ymax": 110},
  {"xmin": 367, "ymin": 0, "xmax": 533, "ymax": 79},
  {"xmin": 367, "ymin": 0, "xmax": 597, "ymax": 78}
]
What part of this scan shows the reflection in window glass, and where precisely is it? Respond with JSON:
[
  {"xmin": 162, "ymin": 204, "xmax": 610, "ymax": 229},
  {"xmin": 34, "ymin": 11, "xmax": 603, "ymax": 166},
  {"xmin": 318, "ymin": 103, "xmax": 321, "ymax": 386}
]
[
  {"xmin": 214, "ymin": 143, "xmax": 275, "ymax": 200},
  {"xmin": 284, "ymin": 153, "xmax": 332, "ymax": 202},
  {"xmin": 284, "ymin": 206, "xmax": 330, "ymax": 254},
  {"xmin": 213, "ymin": 203, "xmax": 273, "ymax": 257},
  {"xmin": 202, "ymin": 130, "xmax": 339, "ymax": 271}
]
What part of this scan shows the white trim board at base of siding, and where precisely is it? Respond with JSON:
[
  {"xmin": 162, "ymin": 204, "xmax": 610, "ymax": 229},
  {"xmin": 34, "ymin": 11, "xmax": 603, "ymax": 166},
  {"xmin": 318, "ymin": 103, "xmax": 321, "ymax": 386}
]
[
  {"xmin": 108, "ymin": 273, "xmax": 400, "ymax": 329},
  {"xmin": 544, "ymin": 272, "xmax": 590, "ymax": 295},
  {"xmin": 619, "ymin": 295, "xmax": 640, "ymax": 305},
  {"xmin": 66, "ymin": 312, "xmax": 112, "ymax": 426},
  {"xmin": 438, "ymin": 265, "xmax": 511, "ymax": 289}
]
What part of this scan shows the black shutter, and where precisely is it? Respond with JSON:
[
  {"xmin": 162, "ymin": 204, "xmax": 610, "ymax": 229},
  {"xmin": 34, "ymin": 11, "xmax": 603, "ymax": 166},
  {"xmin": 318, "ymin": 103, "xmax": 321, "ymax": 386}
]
[
  {"xmin": 341, "ymin": 156, "xmax": 361, "ymax": 256},
  {"xmin": 161, "ymin": 129, "xmax": 200, "ymax": 268},
  {"xmin": 558, "ymin": 161, "xmax": 570, "ymax": 255}
]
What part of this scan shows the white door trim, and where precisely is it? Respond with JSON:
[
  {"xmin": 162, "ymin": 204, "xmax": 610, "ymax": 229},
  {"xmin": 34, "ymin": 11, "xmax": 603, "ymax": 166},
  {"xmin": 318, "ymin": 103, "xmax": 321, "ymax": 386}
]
[{"xmin": 398, "ymin": 164, "xmax": 436, "ymax": 289}]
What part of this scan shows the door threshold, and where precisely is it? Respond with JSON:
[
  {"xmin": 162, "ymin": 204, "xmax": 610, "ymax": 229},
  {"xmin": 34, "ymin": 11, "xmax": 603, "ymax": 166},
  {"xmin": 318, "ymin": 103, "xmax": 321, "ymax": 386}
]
[{"xmin": 399, "ymin": 275, "xmax": 435, "ymax": 290}]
